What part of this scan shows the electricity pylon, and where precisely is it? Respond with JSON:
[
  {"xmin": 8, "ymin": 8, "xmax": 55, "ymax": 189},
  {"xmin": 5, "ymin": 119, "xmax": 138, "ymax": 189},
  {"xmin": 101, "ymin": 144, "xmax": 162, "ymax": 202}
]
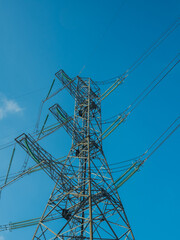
[
  {"xmin": 1, "ymin": 21, "xmax": 179, "ymax": 237},
  {"xmin": 16, "ymin": 70, "xmax": 135, "ymax": 240}
]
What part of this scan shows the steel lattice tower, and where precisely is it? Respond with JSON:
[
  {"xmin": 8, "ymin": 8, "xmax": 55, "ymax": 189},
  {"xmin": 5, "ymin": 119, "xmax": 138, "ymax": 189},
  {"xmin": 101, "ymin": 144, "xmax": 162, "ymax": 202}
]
[{"xmin": 16, "ymin": 70, "xmax": 135, "ymax": 240}]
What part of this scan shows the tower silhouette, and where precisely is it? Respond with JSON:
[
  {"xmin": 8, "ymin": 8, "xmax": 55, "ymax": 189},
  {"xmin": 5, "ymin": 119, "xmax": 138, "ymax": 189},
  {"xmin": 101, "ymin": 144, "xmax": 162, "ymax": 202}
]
[{"xmin": 16, "ymin": 70, "xmax": 135, "ymax": 240}]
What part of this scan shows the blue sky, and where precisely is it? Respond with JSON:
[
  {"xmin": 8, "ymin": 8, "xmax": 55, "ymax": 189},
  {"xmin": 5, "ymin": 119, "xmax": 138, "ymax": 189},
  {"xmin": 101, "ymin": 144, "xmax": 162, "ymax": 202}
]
[{"xmin": 0, "ymin": 0, "xmax": 179, "ymax": 239}]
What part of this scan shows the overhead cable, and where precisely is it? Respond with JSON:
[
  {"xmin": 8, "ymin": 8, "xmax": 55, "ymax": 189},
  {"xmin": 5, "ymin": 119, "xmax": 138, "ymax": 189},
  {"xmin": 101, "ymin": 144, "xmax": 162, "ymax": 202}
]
[{"xmin": 98, "ymin": 18, "xmax": 179, "ymax": 86}]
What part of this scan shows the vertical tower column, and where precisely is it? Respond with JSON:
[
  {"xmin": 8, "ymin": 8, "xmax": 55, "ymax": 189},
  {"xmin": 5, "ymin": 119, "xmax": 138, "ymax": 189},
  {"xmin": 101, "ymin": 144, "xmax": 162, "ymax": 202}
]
[{"xmin": 87, "ymin": 78, "xmax": 93, "ymax": 240}]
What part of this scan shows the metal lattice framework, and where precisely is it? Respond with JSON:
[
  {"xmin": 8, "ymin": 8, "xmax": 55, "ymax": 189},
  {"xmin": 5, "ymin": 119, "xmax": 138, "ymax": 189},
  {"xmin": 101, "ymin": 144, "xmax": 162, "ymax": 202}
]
[
  {"xmin": 16, "ymin": 70, "xmax": 135, "ymax": 240},
  {"xmin": 1, "ymin": 21, "xmax": 179, "ymax": 238}
]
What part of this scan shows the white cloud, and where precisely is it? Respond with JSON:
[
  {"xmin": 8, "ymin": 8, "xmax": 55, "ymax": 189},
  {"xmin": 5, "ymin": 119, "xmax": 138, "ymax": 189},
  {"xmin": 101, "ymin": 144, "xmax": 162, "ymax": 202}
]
[{"xmin": 0, "ymin": 94, "xmax": 23, "ymax": 120}]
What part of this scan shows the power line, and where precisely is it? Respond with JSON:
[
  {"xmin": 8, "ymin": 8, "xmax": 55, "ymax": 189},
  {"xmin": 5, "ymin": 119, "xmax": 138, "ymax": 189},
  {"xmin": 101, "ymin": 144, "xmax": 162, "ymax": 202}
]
[
  {"xmin": 96, "ymin": 18, "xmax": 179, "ymax": 85},
  {"xmin": 102, "ymin": 55, "xmax": 179, "ymax": 125}
]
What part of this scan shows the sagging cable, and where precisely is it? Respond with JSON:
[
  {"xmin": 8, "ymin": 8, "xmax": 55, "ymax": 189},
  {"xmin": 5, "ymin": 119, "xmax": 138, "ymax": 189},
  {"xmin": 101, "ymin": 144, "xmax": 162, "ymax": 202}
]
[
  {"xmin": 101, "ymin": 55, "xmax": 179, "ymax": 140},
  {"xmin": 113, "ymin": 117, "xmax": 180, "ymax": 190},
  {"xmin": 99, "ymin": 17, "xmax": 179, "ymax": 100}
]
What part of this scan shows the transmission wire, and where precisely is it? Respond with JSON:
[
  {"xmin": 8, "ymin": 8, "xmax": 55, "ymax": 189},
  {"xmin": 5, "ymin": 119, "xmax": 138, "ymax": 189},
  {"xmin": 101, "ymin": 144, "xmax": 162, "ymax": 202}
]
[
  {"xmin": 96, "ymin": 18, "xmax": 179, "ymax": 85},
  {"xmin": 103, "ymin": 55, "xmax": 179, "ymax": 124}
]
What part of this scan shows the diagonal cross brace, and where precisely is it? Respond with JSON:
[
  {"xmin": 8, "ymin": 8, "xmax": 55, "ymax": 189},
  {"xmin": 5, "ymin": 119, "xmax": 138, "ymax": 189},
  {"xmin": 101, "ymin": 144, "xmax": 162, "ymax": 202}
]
[{"xmin": 15, "ymin": 133, "xmax": 75, "ymax": 192}]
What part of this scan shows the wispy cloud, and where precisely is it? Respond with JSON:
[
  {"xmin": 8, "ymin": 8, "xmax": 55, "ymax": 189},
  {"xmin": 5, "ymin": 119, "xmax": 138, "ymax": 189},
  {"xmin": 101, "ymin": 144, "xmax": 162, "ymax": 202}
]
[{"xmin": 0, "ymin": 94, "xmax": 23, "ymax": 120}]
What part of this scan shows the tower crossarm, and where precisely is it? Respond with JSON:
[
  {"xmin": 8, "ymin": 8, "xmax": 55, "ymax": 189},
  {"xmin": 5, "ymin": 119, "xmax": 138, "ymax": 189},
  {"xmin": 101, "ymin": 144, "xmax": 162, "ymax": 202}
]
[
  {"xmin": 55, "ymin": 70, "xmax": 99, "ymax": 100},
  {"xmin": 49, "ymin": 103, "xmax": 82, "ymax": 143},
  {"xmin": 55, "ymin": 69, "xmax": 77, "ymax": 98},
  {"xmin": 15, "ymin": 133, "xmax": 76, "ymax": 191}
]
